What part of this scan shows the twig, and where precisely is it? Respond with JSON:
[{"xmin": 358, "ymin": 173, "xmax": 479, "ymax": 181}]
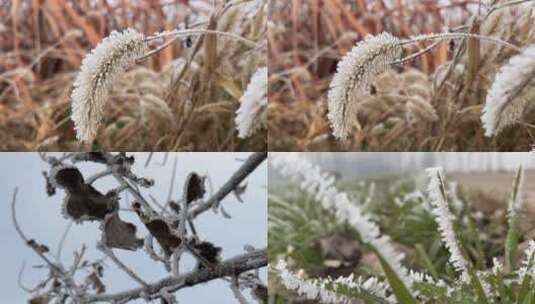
[
  {"xmin": 86, "ymin": 169, "xmax": 112, "ymax": 185},
  {"xmin": 230, "ymin": 277, "xmax": 250, "ymax": 304},
  {"xmin": 55, "ymin": 221, "xmax": 73, "ymax": 264},
  {"xmin": 190, "ymin": 152, "xmax": 267, "ymax": 219},
  {"xmin": 11, "ymin": 188, "xmax": 64, "ymax": 274},
  {"xmin": 98, "ymin": 244, "xmax": 149, "ymax": 288}
]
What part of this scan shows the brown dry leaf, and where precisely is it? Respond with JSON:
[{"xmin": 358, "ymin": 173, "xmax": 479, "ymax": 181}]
[
  {"xmin": 28, "ymin": 295, "xmax": 51, "ymax": 304},
  {"xmin": 86, "ymin": 272, "xmax": 106, "ymax": 294},
  {"xmin": 144, "ymin": 218, "xmax": 181, "ymax": 256},
  {"xmin": 101, "ymin": 212, "xmax": 143, "ymax": 251}
]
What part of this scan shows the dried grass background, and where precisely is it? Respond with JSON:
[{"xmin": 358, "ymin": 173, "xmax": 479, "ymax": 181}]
[
  {"xmin": 0, "ymin": 0, "xmax": 266, "ymax": 151},
  {"xmin": 268, "ymin": 0, "xmax": 535, "ymax": 151}
]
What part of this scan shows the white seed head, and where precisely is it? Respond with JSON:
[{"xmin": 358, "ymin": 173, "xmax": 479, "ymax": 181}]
[
  {"xmin": 328, "ymin": 32, "xmax": 402, "ymax": 140},
  {"xmin": 235, "ymin": 67, "xmax": 268, "ymax": 139},
  {"xmin": 481, "ymin": 44, "xmax": 535, "ymax": 137},
  {"xmin": 71, "ymin": 28, "xmax": 147, "ymax": 143}
]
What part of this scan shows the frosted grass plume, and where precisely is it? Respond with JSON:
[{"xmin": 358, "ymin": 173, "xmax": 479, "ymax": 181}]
[
  {"xmin": 71, "ymin": 28, "xmax": 147, "ymax": 143},
  {"xmin": 328, "ymin": 30, "xmax": 520, "ymax": 141},
  {"xmin": 235, "ymin": 67, "xmax": 268, "ymax": 139},
  {"xmin": 482, "ymin": 44, "xmax": 535, "ymax": 137},
  {"xmin": 426, "ymin": 167, "xmax": 470, "ymax": 282},
  {"xmin": 328, "ymin": 32, "xmax": 402, "ymax": 140}
]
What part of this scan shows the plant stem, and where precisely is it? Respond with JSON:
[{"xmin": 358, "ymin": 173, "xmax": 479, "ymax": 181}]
[{"xmin": 400, "ymin": 32, "xmax": 521, "ymax": 53}]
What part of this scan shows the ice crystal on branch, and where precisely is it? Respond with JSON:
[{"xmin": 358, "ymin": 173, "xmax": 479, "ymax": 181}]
[{"xmin": 71, "ymin": 29, "xmax": 147, "ymax": 143}]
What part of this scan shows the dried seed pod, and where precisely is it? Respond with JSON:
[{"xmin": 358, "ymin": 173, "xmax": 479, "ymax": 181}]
[
  {"xmin": 51, "ymin": 165, "xmax": 119, "ymax": 222},
  {"xmin": 62, "ymin": 190, "xmax": 119, "ymax": 223},
  {"xmin": 190, "ymin": 239, "xmax": 222, "ymax": 270},
  {"xmin": 100, "ymin": 212, "xmax": 143, "ymax": 251},
  {"xmin": 132, "ymin": 203, "xmax": 182, "ymax": 256},
  {"xmin": 49, "ymin": 165, "xmax": 85, "ymax": 192},
  {"xmin": 184, "ymin": 172, "xmax": 206, "ymax": 204},
  {"xmin": 145, "ymin": 219, "xmax": 181, "ymax": 256}
]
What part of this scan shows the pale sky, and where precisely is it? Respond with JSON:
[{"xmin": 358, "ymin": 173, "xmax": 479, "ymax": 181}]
[
  {"xmin": 270, "ymin": 152, "xmax": 535, "ymax": 180},
  {"xmin": 0, "ymin": 152, "xmax": 267, "ymax": 303}
]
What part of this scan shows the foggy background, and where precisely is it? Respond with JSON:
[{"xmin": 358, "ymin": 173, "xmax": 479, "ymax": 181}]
[
  {"xmin": 0, "ymin": 152, "xmax": 267, "ymax": 303},
  {"xmin": 270, "ymin": 153, "xmax": 535, "ymax": 180}
]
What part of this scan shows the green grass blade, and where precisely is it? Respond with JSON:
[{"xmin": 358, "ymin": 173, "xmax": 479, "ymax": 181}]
[
  {"xmin": 376, "ymin": 253, "xmax": 417, "ymax": 304},
  {"xmin": 506, "ymin": 166, "xmax": 523, "ymax": 273},
  {"xmin": 468, "ymin": 268, "xmax": 489, "ymax": 304}
]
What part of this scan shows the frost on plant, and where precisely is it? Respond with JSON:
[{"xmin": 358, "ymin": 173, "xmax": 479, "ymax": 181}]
[
  {"xmin": 426, "ymin": 167, "xmax": 470, "ymax": 282},
  {"xmin": 327, "ymin": 32, "xmax": 402, "ymax": 140},
  {"xmin": 13, "ymin": 152, "xmax": 267, "ymax": 303},
  {"xmin": 71, "ymin": 29, "xmax": 147, "ymax": 143},
  {"xmin": 235, "ymin": 67, "xmax": 268, "ymax": 139},
  {"xmin": 271, "ymin": 154, "xmax": 535, "ymax": 303},
  {"xmin": 273, "ymin": 260, "xmax": 394, "ymax": 303},
  {"xmin": 271, "ymin": 153, "xmax": 411, "ymax": 286},
  {"xmin": 482, "ymin": 44, "xmax": 535, "ymax": 137}
]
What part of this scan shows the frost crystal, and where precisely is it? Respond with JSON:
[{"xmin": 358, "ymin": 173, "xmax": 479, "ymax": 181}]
[
  {"xmin": 71, "ymin": 28, "xmax": 147, "ymax": 143},
  {"xmin": 235, "ymin": 67, "xmax": 268, "ymax": 139},
  {"xmin": 426, "ymin": 167, "xmax": 470, "ymax": 282},
  {"xmin": 271, "ymin": 153, "xmax": 411, "ymax": 286},
  {"xmin": 273, "ymin": 260, "xmax": 393, "ymax": 303},
  {"xmin": 328, "ymin": 32, "xmax": 402, "ymax": 140},
  {"xmin": 481, "ymin": 44, "xmax": 535, "ymax": 137},
  {"xmin": 518, "ymin": 240, "xmax": 535, "ymax": 281}
]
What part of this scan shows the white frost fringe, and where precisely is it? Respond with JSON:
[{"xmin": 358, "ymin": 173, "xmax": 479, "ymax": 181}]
[
  {"xmin": 426, "ymin": 167, "xmax": 470, "ymax": 282},
  {"xmin": 235, "ymin": 67, "xmax": 268, "ymax": 139},
  {"xmin": 274, "ymin": 260, "xmax": 394, "ymax": 303}
]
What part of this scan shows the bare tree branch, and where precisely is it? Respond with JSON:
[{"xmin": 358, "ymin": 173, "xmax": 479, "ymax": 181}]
[
  {"xmin": 190, "ymin": 152, "xmax": 267, "ymax": 219},
  {"xmin": 84, "ymin": 248, "xmax": 267, "ymax": 303}
]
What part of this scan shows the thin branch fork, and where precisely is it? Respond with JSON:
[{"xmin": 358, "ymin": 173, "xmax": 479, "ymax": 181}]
[
  {"xmin": 189, "ymin": 152, "xmax": 267, "ymax": 219},
  {"xmin": 83, "ymin": 248, "xmax": 267, "ymax": 303}
]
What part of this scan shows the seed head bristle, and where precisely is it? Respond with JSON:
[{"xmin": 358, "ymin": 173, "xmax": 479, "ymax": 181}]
[
  {"xmin": 481, "ymin": 44, "xmax": 535, "ymax": 137},
  {"xmin": 71, "ymin": 28, "xmax": 147, "ymax": 143},
  {"xmin": 235, "ymin": 67, "xmax": 268, "ymax": 139},
  {"xmin": 328, "ymin": 32, "xmax": 402, "ymax": 140}
]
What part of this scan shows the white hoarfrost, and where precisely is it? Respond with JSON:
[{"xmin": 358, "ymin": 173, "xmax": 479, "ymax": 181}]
[
  {"xmin": 274, "ymin": 260, "xmax": 394, "ymax": 303},
  {"xmin": 518, "ymin": 240, "xmax": 535, "ymax": 281},
  {"xmin": 426, "ymin": 167, "xmax": 470, "ymax": 282},
  {"xmin": 327, "ymin": 32, "xmax": 402, "ymax": 140},
  {"xmin": 481, "ymin": 44, "xmax": 535, "ymax": 137},
  {"xmin": 271, "ymin": 153, "xmax": 411, "ymax": 286},
  {"xmin": 235, "ymin": 67, "xmax": 268, "ymax": 139},
  {"xmin": 71, "ymin": 28, "xmax": 147, "ymax": 143}
]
